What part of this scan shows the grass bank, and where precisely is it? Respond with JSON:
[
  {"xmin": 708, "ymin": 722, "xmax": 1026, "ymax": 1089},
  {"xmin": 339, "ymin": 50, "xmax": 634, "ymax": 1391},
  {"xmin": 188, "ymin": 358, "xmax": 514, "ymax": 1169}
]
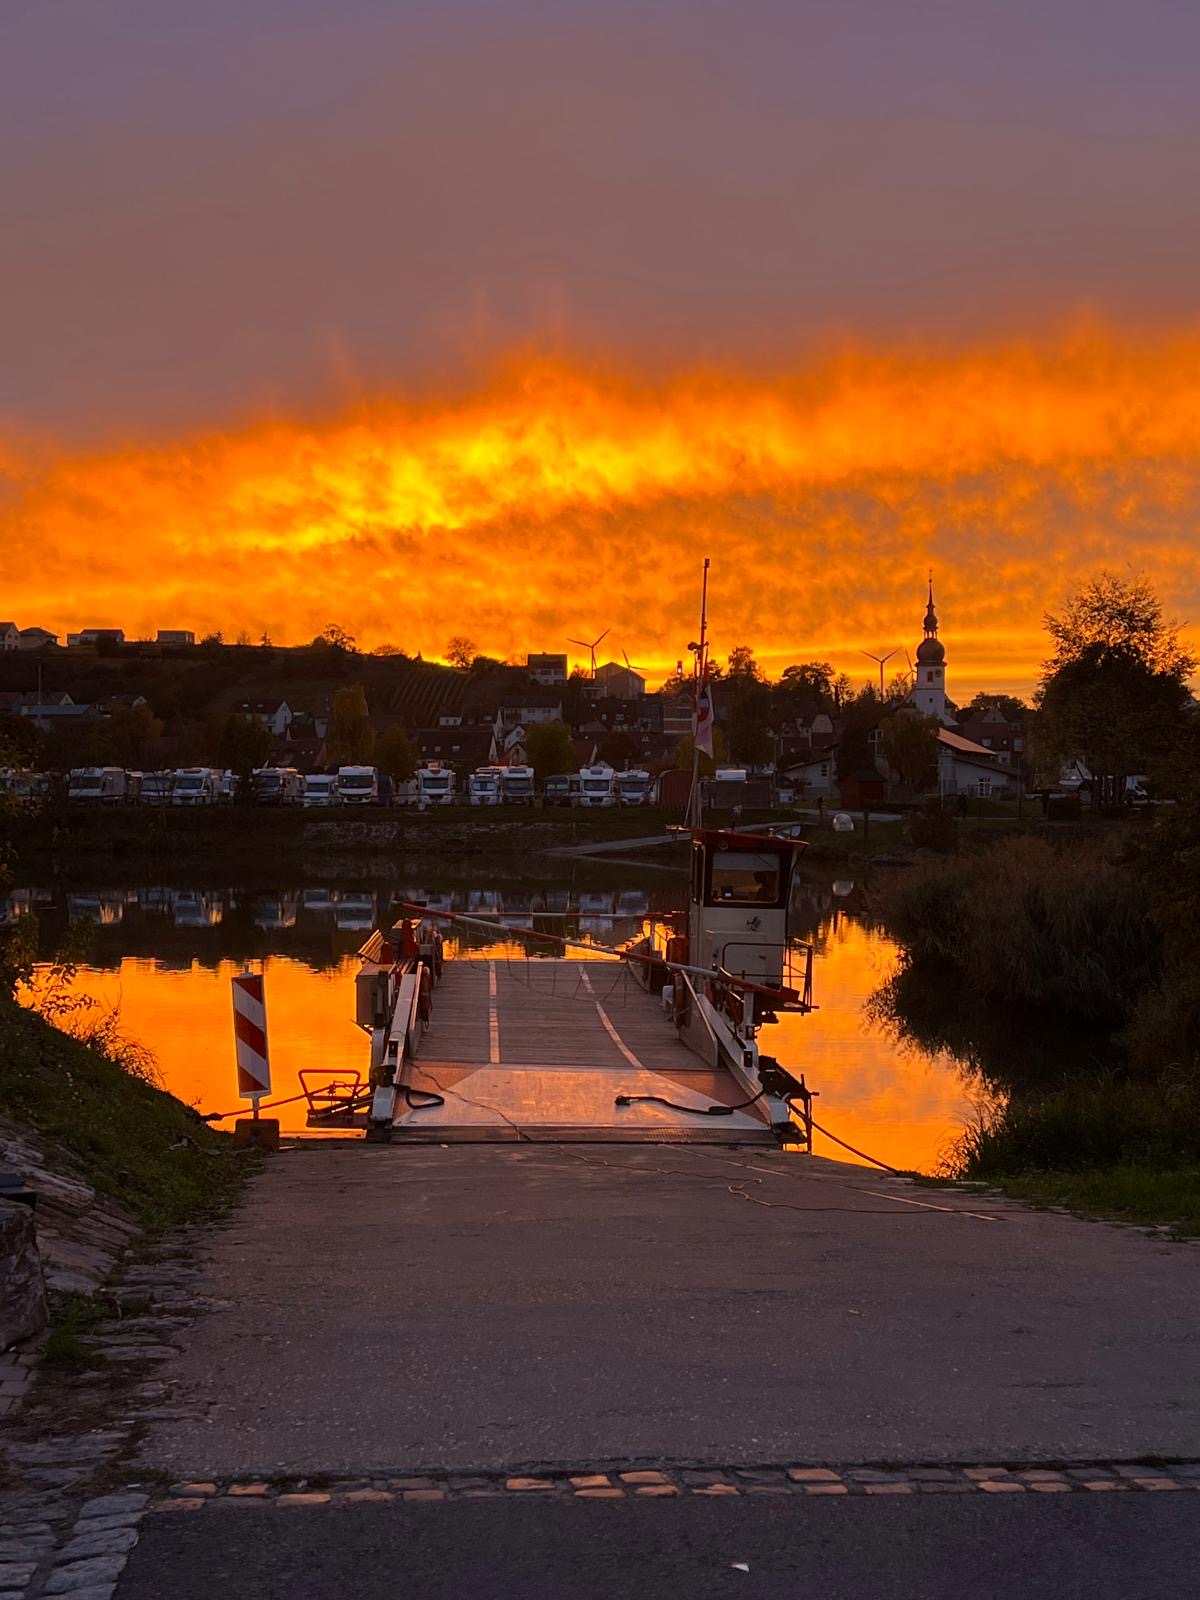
[{"xmin": 0, "ymin": 995, "xmax": 249, "ymax": 1231}]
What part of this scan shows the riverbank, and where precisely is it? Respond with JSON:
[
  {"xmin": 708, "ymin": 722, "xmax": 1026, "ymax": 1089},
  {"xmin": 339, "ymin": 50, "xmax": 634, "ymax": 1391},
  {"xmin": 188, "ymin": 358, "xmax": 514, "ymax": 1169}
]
[
  {"xmin": 0, "ymin": 996, "xmax": 248, "ymax": 1233},
  {"xmin": 8, "ymin": 801, "xmax": 1042, "ymax": 882}
]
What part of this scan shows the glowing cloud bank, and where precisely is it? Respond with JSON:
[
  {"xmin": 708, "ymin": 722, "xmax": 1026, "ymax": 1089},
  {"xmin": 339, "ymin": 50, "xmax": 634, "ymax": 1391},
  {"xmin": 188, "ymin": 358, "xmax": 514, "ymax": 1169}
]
[{"xmin": 3, "ymin": 330, "xmax": 1199, "ymax": 697}]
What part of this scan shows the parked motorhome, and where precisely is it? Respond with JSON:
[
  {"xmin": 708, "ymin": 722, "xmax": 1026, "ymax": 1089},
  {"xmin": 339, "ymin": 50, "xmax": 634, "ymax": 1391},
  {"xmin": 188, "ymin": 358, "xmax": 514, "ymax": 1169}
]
[
  {"xmin": 140, "ymin": 770, "xmax": 174, "ymax": 805},
  {"xmin": 577, "ymin": 764, "xmax": 617, "ymax": 807},
  {"xmin": 468, "ymin": 768, "xmax": 501, "ymax": 806},
  {"xmin": 253, "ymin": 767, "xmax": 304, "ymax": 805},
  {"xmin": 543, "ymin": 773, "xmax": 580, "ymax": 807},
  {"xmin": 500, "ymin": 765, "xmax": 536, "ymax": 805},
  {"xmin": 303, "ymin": 773, "xmax": 338, "ymax": 807},
  {"xmin": 338, "ymin": 765, "xmax": 379, "ymax": 806},
  {"xmin": 616, "ymin": 769, "xmax": 651, "ymax": 806},
  {"xmin": 68, "ymin": 767, "xmax": 127, "ymax": 805},
  {"xmin": 417, "ymin": 763, "xmax": 456, "ymax": 807},
  {"xmin": 172, "ymin": 767, "xmax": 220, "ymax": 806}
]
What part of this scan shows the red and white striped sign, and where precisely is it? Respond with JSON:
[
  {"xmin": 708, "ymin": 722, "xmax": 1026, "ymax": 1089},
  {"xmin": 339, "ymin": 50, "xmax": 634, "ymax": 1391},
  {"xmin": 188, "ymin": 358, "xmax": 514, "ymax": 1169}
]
[{"xmin": 231, "ymin": 971, "xmax": 271, "ymax": 1100}]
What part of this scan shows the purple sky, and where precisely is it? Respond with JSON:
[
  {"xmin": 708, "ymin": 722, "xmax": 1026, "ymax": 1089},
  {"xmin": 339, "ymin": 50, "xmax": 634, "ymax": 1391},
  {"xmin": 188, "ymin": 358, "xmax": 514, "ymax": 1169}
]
[{"xmin": 4, "ymin": 0, "xmax": 1200, "ymax": 439}]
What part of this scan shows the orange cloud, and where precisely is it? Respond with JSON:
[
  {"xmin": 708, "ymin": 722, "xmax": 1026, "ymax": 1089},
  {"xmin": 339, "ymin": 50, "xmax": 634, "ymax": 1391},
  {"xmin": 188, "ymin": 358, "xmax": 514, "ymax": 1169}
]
[{"xmin": 4, "ymin": 329, "xmax": 1200, "ymax": 698}]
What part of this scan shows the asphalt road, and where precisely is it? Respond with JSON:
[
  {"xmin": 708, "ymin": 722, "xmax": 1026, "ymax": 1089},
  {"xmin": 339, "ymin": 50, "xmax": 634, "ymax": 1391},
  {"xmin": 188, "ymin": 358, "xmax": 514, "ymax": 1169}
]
[
  {"xmin": 137, "ymin": 1145, "xmax": 1200, "ymax": 1476},
  {"xmin": 118, "ymin": 1495, "xmax": 1200, "ymax": 1600}
]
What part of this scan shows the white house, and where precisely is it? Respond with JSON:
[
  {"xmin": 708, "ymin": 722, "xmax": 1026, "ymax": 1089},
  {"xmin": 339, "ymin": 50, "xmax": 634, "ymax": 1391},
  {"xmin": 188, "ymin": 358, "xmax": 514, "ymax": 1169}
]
[
  {"xmin": 594, "ymin": 661, "xmax": 645, "ymax": 699},
  {"xmin": 18, "ymin": 626, "xmax": 58, "ymax": 650},
  {"xmin": 0, "ymin": 623, "xmax": 19, "ymax": 652},
  {"xmin": 238, "ymin": 700, "xmax": 293, "ymax": 737},
  {"xmin": 936, "ymin": 728, "xmax": 1018, "ymax": 799},
  {"xmin": 527, "ymin": 653, "xmax": 567, "ymax": 686}
]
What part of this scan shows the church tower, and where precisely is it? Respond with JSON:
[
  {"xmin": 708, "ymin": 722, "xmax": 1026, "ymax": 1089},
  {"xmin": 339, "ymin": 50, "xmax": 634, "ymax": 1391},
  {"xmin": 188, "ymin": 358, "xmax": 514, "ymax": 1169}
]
[{"xmin": 911, "ymin": 574, "xmax": 949, "ymax": 722}]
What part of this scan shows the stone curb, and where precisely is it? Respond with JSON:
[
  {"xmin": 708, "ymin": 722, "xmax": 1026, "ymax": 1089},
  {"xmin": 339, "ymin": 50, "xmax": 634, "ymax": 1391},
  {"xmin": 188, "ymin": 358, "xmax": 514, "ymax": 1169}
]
[{"xmin": 146, "ymin": 1461, "xmax": 1200, "ymax": 1510}]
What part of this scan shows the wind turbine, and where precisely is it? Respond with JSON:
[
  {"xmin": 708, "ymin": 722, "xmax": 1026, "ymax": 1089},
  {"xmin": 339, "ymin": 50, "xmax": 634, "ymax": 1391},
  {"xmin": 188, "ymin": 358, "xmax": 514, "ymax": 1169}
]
[
  {"xmin": 860, "ymin": 647, "xmax": 898, "ymax": 697},
  {"xmin": 568, "ymin": 626, "xmax": 611, "ymax": 678},
  {"xmin": 621, "ymin": 648, "xmax": 652, "ymax": 686}
]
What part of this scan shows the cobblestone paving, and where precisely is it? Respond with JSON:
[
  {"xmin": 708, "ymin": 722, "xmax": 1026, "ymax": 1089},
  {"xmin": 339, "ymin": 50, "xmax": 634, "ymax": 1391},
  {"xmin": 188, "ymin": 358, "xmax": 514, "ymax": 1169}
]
[{"xmin": 4, "ymin": 1220, "xmax": 1200, "ymax": 1599}]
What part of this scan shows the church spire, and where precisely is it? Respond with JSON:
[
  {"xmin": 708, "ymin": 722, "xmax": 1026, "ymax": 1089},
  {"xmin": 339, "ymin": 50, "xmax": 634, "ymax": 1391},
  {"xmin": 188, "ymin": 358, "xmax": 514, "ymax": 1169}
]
[{"xmin": 923, "ymin": 570, "xmax": 938, "ymax": 638}]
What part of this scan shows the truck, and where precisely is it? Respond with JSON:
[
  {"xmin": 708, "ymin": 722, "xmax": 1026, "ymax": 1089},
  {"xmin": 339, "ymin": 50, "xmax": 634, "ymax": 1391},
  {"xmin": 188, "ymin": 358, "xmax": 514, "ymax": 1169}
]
[
  {"xmin": 303, "ymin": 772, "xmax": 338, "ymax": 807},
  {"xmin": 172, "ymin": 767, "xmax": 220, "ymax": 806},
  {"xmin": 543, "ymin": 773, "xmax": 580, "ymax": 807},
  {"xmin": 577, "ymin": 764, "xmax": 617, "ymax": 807},
  {"xmin": 500, "ymin": 765, "xmax": 536, "ymax": 806},
  {"xmin": 616, "ymin": 768, "xmax": 651, "ymax": 806},
  {"xmin": 468, "ymin": 767, "xmax": 501, "ymax": 806},
  {"xmin": 417, "ymin": 762, "xmax": 456, "ymax": 807},
  {"xmin": 253, "ymin": 766, "xmax": 304, "ymax": 805},
  {"xmin": 337, "ymin": 765, "xmax": 379, "ymax": 806},
  {"xmin": 68, "ymin": 767, "xmax": 127, "ymax": 805}
]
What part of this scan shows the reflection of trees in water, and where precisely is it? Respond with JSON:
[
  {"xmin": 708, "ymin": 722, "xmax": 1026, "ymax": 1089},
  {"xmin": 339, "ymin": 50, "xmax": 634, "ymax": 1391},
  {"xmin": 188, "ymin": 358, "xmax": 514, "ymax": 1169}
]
[{"xmin": 867, "ymin": 960, "xmax": 1123, "ymax": 1093}]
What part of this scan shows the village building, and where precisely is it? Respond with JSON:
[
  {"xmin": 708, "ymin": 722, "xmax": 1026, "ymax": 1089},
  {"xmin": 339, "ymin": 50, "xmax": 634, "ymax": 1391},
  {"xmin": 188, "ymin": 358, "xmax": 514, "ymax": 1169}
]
[
  {"xmin": 18, "ymin": 626, "xmax": 58, "ymax": 650},
  {"xmin": 0, "ymin": 623, "xmax": 20, "ymax": 652},
  {"xmin": 526, "ymin": 652, "xmax": 567, "ymax": 686}
]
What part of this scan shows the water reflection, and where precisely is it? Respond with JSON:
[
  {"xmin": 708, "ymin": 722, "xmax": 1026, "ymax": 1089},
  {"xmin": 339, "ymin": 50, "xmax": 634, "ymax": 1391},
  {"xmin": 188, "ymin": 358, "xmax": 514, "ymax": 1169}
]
[{"xmin": 14, "ymin": 875, "xmax": 982, "ymax": 1170}]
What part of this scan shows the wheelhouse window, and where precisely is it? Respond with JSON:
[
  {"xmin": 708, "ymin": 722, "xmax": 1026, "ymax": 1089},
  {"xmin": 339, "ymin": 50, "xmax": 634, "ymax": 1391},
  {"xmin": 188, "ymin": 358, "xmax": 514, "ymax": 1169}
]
[{"xmin": 708, "ymin": 850, "xmax": 784, "ymax": 906}]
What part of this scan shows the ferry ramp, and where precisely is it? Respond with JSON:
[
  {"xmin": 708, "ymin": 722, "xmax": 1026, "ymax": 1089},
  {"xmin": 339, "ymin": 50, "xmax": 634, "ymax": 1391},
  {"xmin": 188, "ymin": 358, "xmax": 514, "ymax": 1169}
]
[{"xmin": 391, "ymin": 956, "xmax": 773, "ymax": 1143}]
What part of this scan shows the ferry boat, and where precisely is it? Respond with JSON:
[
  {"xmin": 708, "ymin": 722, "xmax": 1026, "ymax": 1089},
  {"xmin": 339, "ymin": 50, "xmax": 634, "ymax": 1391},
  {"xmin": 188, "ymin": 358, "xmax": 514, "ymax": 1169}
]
[
  {"xmin": 304, "ymin": 824, "xmax": 816, "ymax": 1147},
  {"xmin": 301, "ymin": 559, "xmax": 818, "ymax": 1148}
]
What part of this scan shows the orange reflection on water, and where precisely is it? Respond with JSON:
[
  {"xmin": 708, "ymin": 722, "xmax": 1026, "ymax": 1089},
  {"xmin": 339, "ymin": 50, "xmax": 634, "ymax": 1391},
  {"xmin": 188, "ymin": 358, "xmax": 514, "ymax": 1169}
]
[
  {"xmin": 29, "ymin": 922, "xmax": 980, "ymax": 1168},
  {"xmin": 768, "ymin": 914, "xmax": 978, "ymax": 1174},
  {"xmin": 33, "ymin": 957, "xmax": 364, "ymax": 1132}
]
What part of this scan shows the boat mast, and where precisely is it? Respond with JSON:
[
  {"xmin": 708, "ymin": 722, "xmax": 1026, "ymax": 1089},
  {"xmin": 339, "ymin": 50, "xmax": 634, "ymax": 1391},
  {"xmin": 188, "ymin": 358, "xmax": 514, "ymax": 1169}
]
[{"xmin": 685, "ymin": 557, "xmax": 711, "ymax": 832}]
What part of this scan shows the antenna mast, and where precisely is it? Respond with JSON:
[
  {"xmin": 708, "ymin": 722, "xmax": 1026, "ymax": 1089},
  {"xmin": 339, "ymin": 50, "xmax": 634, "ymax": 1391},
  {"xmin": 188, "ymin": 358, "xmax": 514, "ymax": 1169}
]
[{"xmin": 685, "ymin": 558, "xmax": 711, "ymax": 831}]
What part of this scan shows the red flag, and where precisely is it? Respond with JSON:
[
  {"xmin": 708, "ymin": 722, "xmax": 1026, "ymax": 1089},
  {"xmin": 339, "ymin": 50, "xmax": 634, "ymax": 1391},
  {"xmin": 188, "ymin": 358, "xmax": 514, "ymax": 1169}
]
[{"xmin": 693, "ymin": 673, "xmax": 714, "ymax": 757}]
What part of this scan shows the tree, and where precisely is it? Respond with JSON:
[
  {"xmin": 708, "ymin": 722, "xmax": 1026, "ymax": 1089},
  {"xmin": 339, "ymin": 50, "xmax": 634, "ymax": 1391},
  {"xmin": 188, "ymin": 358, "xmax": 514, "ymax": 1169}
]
[
  {"xmin": 778, "ymin": 662, "xmax": 835, "ymax": 704},
  {"xmin": 726, "ymin": 674, "xmax": 772, "ymax": 766},
  {"xmin": 371, "ymin": 643, "xmax": 406, "ymax": 658},
  {"xmin": 880, "ymin": 712, "xmax": 941, "ymax": 791},
  {"xmin": 1035, "ymin": 573, "xmax": 1196, "ymax": 806},
  {"xmin": 674, "ymin": 727, "xmax": 728, "ymax": 779},
  {"xmin": 375, "ymin": 728, "xmax": 418, "ymax": 780},
  {"xmin": 108, "ymin": 704, "xmax": 164, "ymax": 769},
  {"xmin": 599, "ymin": 730, "xmax": 639, "ymax": 770},
  {"xmin": 962, "ymin": 692, "xmax": 1029, "ymax": 723},
  {"xmin": 445, "ymin": 636, "xmax": 476, "ymax": 671},
  {"xmin": 726, "ymin": 644, "xmax": 761, "ymax": 679},
  {"xmin": 215, "ymin": 714, "xmax": 271, "ymax": 790},
  {"xmin": 524, "ymin": 721, "xmax": 576, "ymax": 780},
  {"xmin": 326, "ymin": 684, "xmax": 375, "ymax": 766},
  {"xmin": 313, "ymin": 623, "xmax": 357, "ymax": 653}
]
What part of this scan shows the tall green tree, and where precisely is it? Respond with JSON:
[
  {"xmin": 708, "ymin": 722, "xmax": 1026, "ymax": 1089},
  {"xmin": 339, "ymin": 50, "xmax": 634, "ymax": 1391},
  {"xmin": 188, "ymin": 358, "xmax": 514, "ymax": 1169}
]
[
  {"xmin": 375, "ymin": 728, "xmax": 418, "ymax": 780},
  {"xmin": 108, "ymin": 704, "xmax": 164, "ymax": 769},
  {"xmin": 327, "ymin": 684, "xmax": 375, "ymax": 766},
  {"xmin": 524, "ymin": 721, "xmax": 576, "ymax": 780},
  {"xmin": 1035, "ymin": 572, "xmax": 1195, "ymax": 805},
  {"xmin": 216, "ymin": 714, "xmax": 271, "ymax": 789},
  {"xmin": 880, "ymin": 712, "xmax": 941, "ymax": 791},
  {"xmin": 444, "ymin": 636, "xmax": 476, "ymax": 671}
]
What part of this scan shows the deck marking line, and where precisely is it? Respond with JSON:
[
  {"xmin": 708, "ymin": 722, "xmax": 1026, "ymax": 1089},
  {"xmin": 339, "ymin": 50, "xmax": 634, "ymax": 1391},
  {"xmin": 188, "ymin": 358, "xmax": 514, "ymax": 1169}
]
[
  {"xmin": 691, "ymin": 1154, "xmax": 1001, "ymax": 1223},
  {"xmin": 580, "ymin": 970, "xmax": 646, "ymax": 1071},
  {"xmin": 488, "ymin": 962, "xmax": 501, "ymax": 1064},
  {"xmin": 855, "ymin": 1187, "xmax": 1001, "ymax": 1222}
]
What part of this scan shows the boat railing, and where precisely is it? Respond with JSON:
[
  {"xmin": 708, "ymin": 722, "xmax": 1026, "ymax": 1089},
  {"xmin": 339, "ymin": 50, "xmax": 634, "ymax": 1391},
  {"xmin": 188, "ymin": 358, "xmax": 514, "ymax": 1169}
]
[
  {"xmin": 715, "ymin": 941, "xmax": 815, "ymax": 1012},
  {"xmin": 299, "ymin": 1067, "xmax": 372, "ymax": 1126}
]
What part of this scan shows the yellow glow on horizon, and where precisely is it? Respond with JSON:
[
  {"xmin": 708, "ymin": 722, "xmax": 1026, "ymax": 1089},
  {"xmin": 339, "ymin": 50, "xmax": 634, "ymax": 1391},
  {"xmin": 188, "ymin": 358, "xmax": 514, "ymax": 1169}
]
[{"xmin": 4, "ymin": 330, "xmax": 1200, "ymax": 698}]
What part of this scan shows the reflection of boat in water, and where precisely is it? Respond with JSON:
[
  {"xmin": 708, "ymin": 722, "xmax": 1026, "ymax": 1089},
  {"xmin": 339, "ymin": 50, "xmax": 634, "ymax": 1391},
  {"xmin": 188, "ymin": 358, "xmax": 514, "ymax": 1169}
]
[
  {"xmin": 307, "ymin": 828, "xmax": 817, "ymax": 1148},
  {"xmin": 302, "ymin": 888, "xmax": 337, "ymax": 914}
]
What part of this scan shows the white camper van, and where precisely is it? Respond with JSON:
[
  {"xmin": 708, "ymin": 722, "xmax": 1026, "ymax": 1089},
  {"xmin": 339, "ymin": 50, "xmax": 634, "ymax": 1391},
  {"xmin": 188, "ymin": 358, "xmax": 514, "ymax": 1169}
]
[
  {"xmin": 337, "ymin": 766, "xmax": 379, "ymax": 806},
  {"xmin": 253, "ymin": 767, "xmax": 304, "ymax": 805},
  {"xmin": 303, "ymin": 773, "xmax": 338, "ymax": 807},
  {"xmin": 468, "ymin": 768, "xmax": 501, "ymax": 806},
  {"xmin": 68, "ymin": 767, "xmax": 127, "ymax": 805},
  {"xmin": 616, "ymin": 769, "xmax": 651, "ymax": 806},
  {"xmin": 577, "ymin": 764, "xmax": 617, "ymax": 807},
  {"xmin": 172, "ymin": 767, "xmax": 220, "ymax": 806},
  {"xmin": 417, "ymin": 763, "xmax": 456, "ymax": 807},
  {"xmin": 501, "ymin": 765, "xmax": 536, "ymax": 805}
]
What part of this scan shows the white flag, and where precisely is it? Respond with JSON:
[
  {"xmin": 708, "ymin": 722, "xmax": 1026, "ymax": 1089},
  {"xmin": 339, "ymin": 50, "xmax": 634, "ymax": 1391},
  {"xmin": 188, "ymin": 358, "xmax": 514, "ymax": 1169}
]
[{"xmin": 694, "ymin": 674, "xmax": 714, "ymax": 757}]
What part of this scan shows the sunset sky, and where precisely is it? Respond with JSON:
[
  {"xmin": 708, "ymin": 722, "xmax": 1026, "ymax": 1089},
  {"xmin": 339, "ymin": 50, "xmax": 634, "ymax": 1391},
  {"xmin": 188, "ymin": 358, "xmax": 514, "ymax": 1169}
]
[{"xmin": 4, "ymin": 0, "xmax": 1200, "ymax": 697}]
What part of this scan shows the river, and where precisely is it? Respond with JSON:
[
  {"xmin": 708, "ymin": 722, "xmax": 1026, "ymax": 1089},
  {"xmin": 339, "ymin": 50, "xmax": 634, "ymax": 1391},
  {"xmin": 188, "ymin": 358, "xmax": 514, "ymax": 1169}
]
[{"xmin": 14, "ymin": 867, "xmax": 981, "ymax": 1173}]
